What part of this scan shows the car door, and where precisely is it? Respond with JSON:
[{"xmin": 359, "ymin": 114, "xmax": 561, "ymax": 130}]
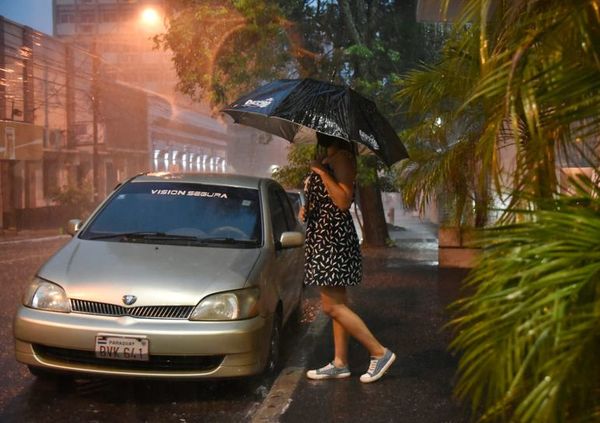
[{"xmin": 267, "ymin": 183, "xmax": 304, "ymax": 321}]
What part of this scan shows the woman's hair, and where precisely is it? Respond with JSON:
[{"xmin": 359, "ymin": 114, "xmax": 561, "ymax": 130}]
[{"xmin": 316, "ymin": 132, "xmax": 355, "ymax": 154}]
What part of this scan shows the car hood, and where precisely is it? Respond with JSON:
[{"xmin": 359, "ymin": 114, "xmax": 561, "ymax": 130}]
[{"xmin": 38, "ymin": 239, "xmax": 261, "ymax": 306}]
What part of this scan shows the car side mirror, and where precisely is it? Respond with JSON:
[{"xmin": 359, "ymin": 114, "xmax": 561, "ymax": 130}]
[
  {"xmin": 66, "ymin": 219, "xmax": 82, "ymax": 236},
  {"xmin": 279, "ymin": 231, "xmax": 304, "ymax": 249}
]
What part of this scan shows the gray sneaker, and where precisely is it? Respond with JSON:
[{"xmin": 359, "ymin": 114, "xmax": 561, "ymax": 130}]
[
  {"xmin": 360, "ymin": 349, "xmax": 396, "ymax": 383},
  {"xmin": 306, "ymin": 362, "xmax": 351, "ymax": 380}
]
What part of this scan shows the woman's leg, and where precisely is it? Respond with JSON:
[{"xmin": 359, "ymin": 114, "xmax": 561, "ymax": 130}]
[
  {"xmin": 326, "ymin": 288, "xmax": 350, "ymax": 367},
  {"xmin": 320, "ymin": 286, "xmax": 386, "ymax": 358},
  {"xmin": 332, "ymin": 316, "xmax": 349, "ymax": 367}
]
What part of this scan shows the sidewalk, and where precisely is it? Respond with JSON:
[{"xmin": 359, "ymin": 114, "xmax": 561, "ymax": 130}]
[
  {"xmin": 278, "ymin": 214, "xmax": 469, "ymax": 422},
  {"xmin": 0, "ymin": 227, "xmax": 68, "ymax": 244}
]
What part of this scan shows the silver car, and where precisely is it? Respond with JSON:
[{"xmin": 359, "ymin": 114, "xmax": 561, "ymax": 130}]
[{"xmin": 14, "ymin": 173, "xmax": 304, "ymax": 379}]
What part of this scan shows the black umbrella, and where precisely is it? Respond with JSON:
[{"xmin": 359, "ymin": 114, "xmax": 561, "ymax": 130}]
[{"xmin": 221, "ymin": 78, "xmax": 409, "ymax": 166}]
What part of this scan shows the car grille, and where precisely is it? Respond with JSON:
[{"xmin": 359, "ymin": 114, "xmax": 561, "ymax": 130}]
[
  {"xmin": 70, "ymin": 299, "xmax": 194, "ymax": 319},
  {"xmin": 33, "ymin": 344, "xmax": 224, "ymax": 372}
]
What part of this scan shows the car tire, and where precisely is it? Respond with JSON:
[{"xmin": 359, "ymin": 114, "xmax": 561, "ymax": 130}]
[
  {"xmin": 264, "ymin": 312, "xmax": 282, "ymax": 374},
  {"xmin": 288, "ymin": 288, "xmax": 305, "ymax": 331}
]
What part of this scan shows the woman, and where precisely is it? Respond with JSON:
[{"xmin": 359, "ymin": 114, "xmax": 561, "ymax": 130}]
[{"xmin": 300, "ymin": 132, "xmax": 395, "ymax": 383}]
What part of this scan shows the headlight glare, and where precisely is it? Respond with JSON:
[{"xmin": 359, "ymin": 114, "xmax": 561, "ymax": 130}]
[
  {"xmin": 23, "ymin": 278, "xmax": 71, "ymax": 313},
  {"xmin": 189, "ymin": 288, "xmax": 259, "ymax": 321}
]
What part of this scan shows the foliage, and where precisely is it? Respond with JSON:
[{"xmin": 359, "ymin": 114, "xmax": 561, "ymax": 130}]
[
  {"xmin": 395, "ymin": 0, "xmax": 600, "ymax": 227},
  {"xmin": 394, "ymin": 28, "xmax": 489, "ymax": 226},
  {"xmin": 430, "ymin": 0, "xmax": 600, "ymax": 421},
  {"xmin": 451, "ymin": 0, "xmax": 600, "ymax": 210},
  {"xmin": 156, "ymin": 0, "xmax": 293, "ymax": 106},
  {"xmin": 272, "ymin": 143, "xmax": 315, "ymax": 188},
  {"xmin": 158, "ymin": 0, "xmax": 445, "ymax": 246},
  {"xmin": 157, "ymin": 0, "xmax": 441, "ymax": 118},
  {"xmin": 51, "ymin": 184, "xmax": 94, "ymax": 219},
  {"xmin": 450, "ymin": 175, "xmax": 600, "ymax": 422}
]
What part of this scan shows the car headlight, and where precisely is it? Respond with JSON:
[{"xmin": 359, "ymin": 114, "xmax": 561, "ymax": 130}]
[
  {"xmin": 189, "ymin": 287, "xmax": 260, "ymax": 321},
  {"xmin": 23, "ymin": 277, "xmax": 71, "ymax": 313}
]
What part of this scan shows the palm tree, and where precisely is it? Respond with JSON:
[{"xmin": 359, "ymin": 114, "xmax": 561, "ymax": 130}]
[
  {"xmin": 395, "ymin": 27, "xmax": 492, "ymax": 227},
  {"xmin": 397, "ymin": 0, "xmax": 600, "ymax": 420}
]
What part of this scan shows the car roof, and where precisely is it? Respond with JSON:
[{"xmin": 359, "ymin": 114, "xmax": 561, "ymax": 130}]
[{"xmin": 130, "ymin": 172, "xmax": 271, "ymax": 190}]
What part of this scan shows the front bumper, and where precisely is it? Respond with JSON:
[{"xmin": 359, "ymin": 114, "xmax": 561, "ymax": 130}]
[{"xmin": 14, "ymin": 306, "xmax": 272, "ymax": 379}]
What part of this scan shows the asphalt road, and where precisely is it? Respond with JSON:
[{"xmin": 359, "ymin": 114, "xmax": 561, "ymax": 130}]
[{"xmin": 0, "ymin": 237, "xmax": 315, "ymax": 423}]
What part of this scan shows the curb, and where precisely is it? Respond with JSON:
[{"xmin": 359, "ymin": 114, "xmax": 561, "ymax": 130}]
[{"xmin": 251, "ymin": 311, "xmax": 329, "ymax": 423}]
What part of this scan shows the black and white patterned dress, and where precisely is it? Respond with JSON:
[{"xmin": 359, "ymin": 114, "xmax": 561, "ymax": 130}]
[{"xmin": 303, "ymin": 170, "xmax": 362, "ymax": 287}]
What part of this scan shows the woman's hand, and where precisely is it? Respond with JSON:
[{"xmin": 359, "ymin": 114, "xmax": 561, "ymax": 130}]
[
  {"xmin": 315, "ymin": 151, "xmax": 356, "ymax": 211},
  {"xmin": 310, "ymin": 159, "xmax": 327, "ymax": 176}
]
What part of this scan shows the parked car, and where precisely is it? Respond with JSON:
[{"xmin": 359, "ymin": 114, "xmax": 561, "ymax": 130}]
[{"xmin": 14, "ymin": 173, "xmax": 305, "ymax": 379}]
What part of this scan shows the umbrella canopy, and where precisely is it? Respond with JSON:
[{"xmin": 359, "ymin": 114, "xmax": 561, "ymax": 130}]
[{"xmin": 221, "ymin": 78, "xmax": 409, "ymax": 166}]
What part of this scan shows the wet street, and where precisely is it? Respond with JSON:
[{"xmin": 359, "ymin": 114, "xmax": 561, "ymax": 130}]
[
  {"xmin": 0, "ymin": 222, "xmax": 469, "ymax": 423},
  {"xmin": 0, "ymin": 237, "xmax": 315, "ymax": 423}
]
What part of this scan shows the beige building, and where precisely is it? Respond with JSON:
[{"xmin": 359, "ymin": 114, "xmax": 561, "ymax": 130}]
[
  {"xmin": 0, "ymin": 4, "xmax": 288, "ymax": 231},
  {"xmin": 52, "ymin": 0, "xmax": 288, "ymax": 180},
  {"xmin": 0, "ymin": 16, "xmax": 152, "ymax": 230},
  {"xmin": 53, "ymin": 0, "xmax": 174, "ymax": 97}
]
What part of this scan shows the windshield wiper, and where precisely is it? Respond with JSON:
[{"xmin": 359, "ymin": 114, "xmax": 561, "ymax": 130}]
[
  {"xmin": 88, "ymin": 231, "xmax": 199, "ymax": 241},
  {"xmin": 196, "ymin": 237, "xmax": 257, "ymax": 245},
  {"xmin": 87, "ymin": 232, "xmax": 258, "ymax": 247}
]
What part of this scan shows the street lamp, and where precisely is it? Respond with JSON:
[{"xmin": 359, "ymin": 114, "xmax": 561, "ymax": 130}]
[{"xmin": 140, "ymin": 7, "xmax": 161, "ymax": 29}]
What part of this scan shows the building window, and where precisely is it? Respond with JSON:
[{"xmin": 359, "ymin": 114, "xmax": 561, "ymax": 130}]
[
  {"xmin": 80, "ymin": 13, "xmax": 95, "ymax": 23},
  {"xmin": 102, "ymin": 12, "xmax": 117, "ymax": 23},
  {"xmin": 73, "ymin": 124, "xmax": 88, "ymax": 138},
  {"xmin": 43, "ymin": 160, "xmax": 59, "ymax": 199},
  {"xmin": 59, "ymin": 13, "xmax": 75, "ymax": 24}
]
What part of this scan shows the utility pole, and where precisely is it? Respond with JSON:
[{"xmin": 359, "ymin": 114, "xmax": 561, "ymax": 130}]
[{"xmin": 91, "ymin": 40, "xmax": 100, "ymax": 203}]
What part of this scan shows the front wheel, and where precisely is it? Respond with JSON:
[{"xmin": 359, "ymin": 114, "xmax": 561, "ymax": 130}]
[{"xmin": 264, "ymin": 312, "xmax": 282, "ymax": 374}]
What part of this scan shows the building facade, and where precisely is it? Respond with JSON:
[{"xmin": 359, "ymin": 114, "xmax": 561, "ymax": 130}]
[
  {"xmin": 53, "ymin": 0, "xmax": 175, "ymax": 97},
  {"xmin": 52, "ymin": 0, "xmax": 288, "ymax": 179},
  {"xmin": 0, "ymin": 16, "xmax": 153, "ymax": 229},
  {"xmin": 0, "ymin": 0, "xmax": 296, "ymax": 230}
]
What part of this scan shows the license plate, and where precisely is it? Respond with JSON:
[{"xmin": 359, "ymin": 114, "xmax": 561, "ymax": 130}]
[{"xmin": 95, "ymin": 334, "xmax": 149, "ymax": 361}]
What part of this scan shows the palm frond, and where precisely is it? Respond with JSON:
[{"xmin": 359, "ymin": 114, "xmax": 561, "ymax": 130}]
[{"xmin": 451, "ymin": 174, "xmax": 600, "ymax": 422}]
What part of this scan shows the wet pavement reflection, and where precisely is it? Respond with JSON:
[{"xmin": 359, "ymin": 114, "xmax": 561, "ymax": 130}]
[{"xmin": 281, "ymin": 237, "xmax": 470, "ymax": 423}]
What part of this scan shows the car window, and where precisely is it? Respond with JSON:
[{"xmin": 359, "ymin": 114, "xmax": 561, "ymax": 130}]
[
  {"xmin": 286, "ymin": 192, "xmax": 301, "ymax": 216},
  {"xmin": 277, "ymin": 190, "xmax": 297, "ymax": 230},
  {"xmin": 80, "ymin": 182, "xmax": 261, "ymax": 247},
  {"xmin": 268, "ymin": 186, "xmax": 288, "ymax": 242}
]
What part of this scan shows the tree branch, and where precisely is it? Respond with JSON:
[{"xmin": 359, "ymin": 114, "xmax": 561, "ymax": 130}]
[{"xmin": 338, "ymin": 0, "xmax": 363, "ymax": 45}]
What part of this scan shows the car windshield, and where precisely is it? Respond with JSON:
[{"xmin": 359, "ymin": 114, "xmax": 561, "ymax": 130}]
[{"xmin": 80, "ymin": 182, "xmax": 261, "ymax": 247}]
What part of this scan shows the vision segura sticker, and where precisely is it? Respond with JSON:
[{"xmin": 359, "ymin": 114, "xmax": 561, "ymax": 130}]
[{"xmin": 151, "ymin": 189, "xmax": 228, "ymax": 198}]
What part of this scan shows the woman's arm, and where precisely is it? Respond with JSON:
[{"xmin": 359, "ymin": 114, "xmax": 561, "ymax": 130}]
[{"xmin": 310, "ymin": 151, "xmax": 356, "ymax": 211}]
